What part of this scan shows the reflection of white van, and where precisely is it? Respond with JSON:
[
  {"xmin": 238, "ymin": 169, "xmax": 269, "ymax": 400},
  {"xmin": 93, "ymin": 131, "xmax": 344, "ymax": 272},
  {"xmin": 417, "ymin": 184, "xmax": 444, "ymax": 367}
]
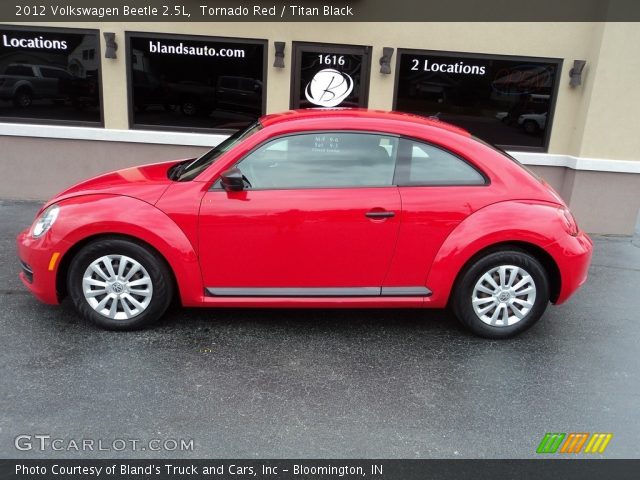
[{"xmin": 518, "ymin": 112, "xmax": 547, "ymax": 133}]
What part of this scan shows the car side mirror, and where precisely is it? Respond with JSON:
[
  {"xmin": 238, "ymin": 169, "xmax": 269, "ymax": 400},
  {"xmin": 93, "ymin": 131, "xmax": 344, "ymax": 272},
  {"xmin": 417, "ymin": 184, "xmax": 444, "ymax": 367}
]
[{"xmin": 220, "ymin": 167, "xmax": 245, "ymax": 192}]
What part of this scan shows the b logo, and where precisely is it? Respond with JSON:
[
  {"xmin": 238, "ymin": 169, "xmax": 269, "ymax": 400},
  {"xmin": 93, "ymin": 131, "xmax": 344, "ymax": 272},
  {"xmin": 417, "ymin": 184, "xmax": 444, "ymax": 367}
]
[{"xmin": 305, "ymin": 68, "xmax": 354, "ymax": 107}]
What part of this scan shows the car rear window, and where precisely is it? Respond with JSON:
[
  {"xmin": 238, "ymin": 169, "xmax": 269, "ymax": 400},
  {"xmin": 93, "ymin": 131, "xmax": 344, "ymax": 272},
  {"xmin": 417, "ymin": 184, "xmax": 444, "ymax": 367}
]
[{"xmin": 471, "ymin": 135, "xmax": 542, "ymax": 181}]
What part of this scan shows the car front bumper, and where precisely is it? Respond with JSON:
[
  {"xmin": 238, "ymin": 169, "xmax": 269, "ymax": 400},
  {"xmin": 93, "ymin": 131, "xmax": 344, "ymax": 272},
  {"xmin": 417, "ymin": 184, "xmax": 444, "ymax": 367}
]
[{"xmin": 16, "ymin": 228, "xmax": 65, "ymax": 305}]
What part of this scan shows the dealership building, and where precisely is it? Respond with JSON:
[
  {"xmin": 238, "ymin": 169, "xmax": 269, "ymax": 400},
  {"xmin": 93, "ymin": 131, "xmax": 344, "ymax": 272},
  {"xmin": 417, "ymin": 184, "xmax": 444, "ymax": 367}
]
[{"xmin": 0, "ymin": 21, "xmax": 639, "ymax": 233}]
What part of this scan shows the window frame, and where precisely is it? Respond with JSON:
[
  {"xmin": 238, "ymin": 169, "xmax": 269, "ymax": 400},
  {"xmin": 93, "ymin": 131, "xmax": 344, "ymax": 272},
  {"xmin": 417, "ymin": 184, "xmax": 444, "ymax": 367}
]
[
  {"xmin": 290, "ymin": 41, "xmax": 372, "ymax": 110},
  {"xmin": 124, "ymin": 31, "xmax": 268, "ymax": 134},
  {"xmin": 392, "ymin": 48, "xmax": 563, "ymax": 153},
  {"xmin": 0, "ymin": 24, "xmax": 104, "ymax": 128},
  {"xmin": 394, "ymin": 136, "xmax": 490, "ymax": 187},
  {"xmin": 212, "ymin": 130, "xmax": 402, "ymax": 191}
]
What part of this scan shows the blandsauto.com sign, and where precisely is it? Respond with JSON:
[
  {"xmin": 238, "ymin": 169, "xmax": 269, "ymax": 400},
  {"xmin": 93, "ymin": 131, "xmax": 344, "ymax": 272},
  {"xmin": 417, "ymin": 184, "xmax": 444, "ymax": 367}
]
[{"xmin": 148, "ymin": 40, "xmax": 246, "ymax": 58}]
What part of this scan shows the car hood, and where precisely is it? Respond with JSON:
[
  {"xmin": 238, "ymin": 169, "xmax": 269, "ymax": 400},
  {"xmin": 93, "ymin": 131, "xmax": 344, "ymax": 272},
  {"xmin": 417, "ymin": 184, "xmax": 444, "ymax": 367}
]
[{"xmin": 45, "ymin": 160, "xmax": 184, "ymax": 209}]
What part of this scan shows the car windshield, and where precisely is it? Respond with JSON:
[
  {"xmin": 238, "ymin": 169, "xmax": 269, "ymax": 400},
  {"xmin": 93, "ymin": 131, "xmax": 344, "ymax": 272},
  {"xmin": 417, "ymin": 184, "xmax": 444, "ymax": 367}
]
[{"xmin": 174, "ymin": 122, "xmax": 262, "ymax": 181}]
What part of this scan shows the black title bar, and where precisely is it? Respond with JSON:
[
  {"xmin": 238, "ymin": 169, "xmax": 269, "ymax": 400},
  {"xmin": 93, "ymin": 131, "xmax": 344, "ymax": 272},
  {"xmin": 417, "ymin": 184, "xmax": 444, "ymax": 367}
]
[{"xmin": 3, "ymin": 0, "xmax": 640, "ymax": 22}]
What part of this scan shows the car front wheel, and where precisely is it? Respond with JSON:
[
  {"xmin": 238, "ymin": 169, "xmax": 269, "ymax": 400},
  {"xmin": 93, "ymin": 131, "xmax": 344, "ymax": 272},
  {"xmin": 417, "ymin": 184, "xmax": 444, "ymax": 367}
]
[
  {"xmin": 452, "ymin": 249, "xmax": 550, "ymax": 339},
  {"xmin": 67, "ymin": 238, "xmax": 173, "ymax": 330},
  {"xmin": 13, "ymin": 88, "xmax": 33, "ymax": 108}
]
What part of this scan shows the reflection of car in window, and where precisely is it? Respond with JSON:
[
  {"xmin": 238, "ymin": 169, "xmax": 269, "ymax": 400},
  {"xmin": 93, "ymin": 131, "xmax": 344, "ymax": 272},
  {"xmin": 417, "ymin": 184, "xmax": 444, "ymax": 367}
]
[
  {"xmin": 133, "ymin": 74, "xmax": 262, "ymax": 118},
  {"xmin": 0, "ymin": 64, "xmax": 73, "ymax": 108},
  {"xmin": 498, "ymin": 93, "xmax": 550, "ymax": 127},
  {"xmin": 215, "ymin": 76, "xmax": 263, "ymax": 115},
  {"xmin": 131, "ymin": 70, "xmax": 173, "ymax": 113},
  {"xmin": 171, "ymin": 80, "xmax": 216, "ymax": 117},
  {"xmin": 518, "ymin": 112, "xmax": 547, "ymax": 134}
]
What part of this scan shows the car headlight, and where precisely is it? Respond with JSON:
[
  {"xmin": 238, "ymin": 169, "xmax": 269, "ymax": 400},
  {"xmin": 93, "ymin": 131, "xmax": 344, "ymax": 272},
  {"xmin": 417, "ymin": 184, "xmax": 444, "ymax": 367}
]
[{"xmin": 31, "ymin": 205, "xmax": 59, "ymax": 238}]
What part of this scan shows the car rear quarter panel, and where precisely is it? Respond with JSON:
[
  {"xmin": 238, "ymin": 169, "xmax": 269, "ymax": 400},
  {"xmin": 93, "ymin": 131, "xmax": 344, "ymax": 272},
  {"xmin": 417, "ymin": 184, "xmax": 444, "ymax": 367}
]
[{"xmin": 424, "ymin": 200, "xmax": 566, "ymax": 308}]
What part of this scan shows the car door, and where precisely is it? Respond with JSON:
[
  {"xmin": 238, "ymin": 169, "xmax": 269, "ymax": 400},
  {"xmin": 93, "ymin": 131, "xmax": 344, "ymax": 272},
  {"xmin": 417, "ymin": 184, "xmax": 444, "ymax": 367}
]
[
  {"xmin": 35, "ymin": 67, "xmax": 59, "ymax": 99},
  {"xmin": 383, "ymin": 137, "xmax": 492, "ymax": 289},
  {"xmin": 198, "ymin": 131, "xmax": 402, "ymax": 295}
]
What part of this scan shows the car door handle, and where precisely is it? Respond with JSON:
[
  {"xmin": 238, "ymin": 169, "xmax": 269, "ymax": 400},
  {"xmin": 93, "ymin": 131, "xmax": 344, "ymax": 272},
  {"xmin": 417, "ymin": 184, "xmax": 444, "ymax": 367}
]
[{"xmin": 365, "ymin": 211, "xmax": 395, "ymax": 219}]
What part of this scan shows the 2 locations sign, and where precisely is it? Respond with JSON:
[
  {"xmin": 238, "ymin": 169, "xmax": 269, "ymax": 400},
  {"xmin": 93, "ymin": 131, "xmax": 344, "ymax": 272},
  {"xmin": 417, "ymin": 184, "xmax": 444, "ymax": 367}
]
[{"xmin": 409, "ymin": 57, "xmax": 487, "ymax": 75}]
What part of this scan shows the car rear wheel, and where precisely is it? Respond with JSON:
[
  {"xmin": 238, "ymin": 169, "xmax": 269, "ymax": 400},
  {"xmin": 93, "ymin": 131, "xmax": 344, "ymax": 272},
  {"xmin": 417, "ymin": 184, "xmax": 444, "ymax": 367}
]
[
  {"xmin": 67, "ymin": 238, "xmax": 173, "ymax": 330},
  {"xmin": 180, "ymin": 98, "xmax": 199, "ymax": 116},
  {"xmin": 523, "ymin": 119, "xmax": 539, "ymax": 134},
  {"xmin": 452, "ymin": 249, "xmax": 550, "ymax": 338}
]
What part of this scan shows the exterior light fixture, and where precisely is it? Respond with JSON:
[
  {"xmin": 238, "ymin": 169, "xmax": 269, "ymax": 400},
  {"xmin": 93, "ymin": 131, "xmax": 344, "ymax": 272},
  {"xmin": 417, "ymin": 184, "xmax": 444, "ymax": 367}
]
[
  {"xmin": 569, "ymin": 60, "xmax": 586, "ymax": 87},
  {"xmin": 273, "ymin": 41, "xmax": 285, "ymax": 68},
  {"xmin": 379, "ymin": 47, "xmax": 394, "ymax": 74},
  {"xmin": 103, "ymin": 32, "xmax": 118, "ymax": 59}
]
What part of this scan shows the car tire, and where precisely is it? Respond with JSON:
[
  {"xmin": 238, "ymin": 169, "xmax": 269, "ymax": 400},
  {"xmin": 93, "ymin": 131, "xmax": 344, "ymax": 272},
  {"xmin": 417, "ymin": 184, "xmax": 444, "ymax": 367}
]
[
  {"xmin": 13, "ymin": 88, "xmax": 33, "ymax": 108},
  {"xmin": 523, "ymin": 119, "xmax": 539, "ymax": 134},
  {"xmin": 180, "ymin": 98, "xmax": 199, "ymax": 116},
  {"xmin": 452, "ymin": 249, "xmax": 550, "ymax": 339},
  {"xmin": 67, "ymin": 238, "xmax": 173, "ymax": 330}
]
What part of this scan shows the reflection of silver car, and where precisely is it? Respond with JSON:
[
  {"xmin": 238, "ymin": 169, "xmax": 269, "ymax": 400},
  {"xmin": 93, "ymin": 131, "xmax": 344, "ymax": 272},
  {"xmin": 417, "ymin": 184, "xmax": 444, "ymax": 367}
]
[
  {"xmin": 0, "ymin": 64, "xmax": 73, "ymax": 107},
  {"xmin": 518, "ymin": 112, "xmax": 547, "ymax": 133}
]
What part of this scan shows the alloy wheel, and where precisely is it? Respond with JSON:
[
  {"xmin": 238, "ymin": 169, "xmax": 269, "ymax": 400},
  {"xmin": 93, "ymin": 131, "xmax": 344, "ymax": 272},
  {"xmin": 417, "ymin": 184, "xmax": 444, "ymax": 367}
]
[
  {"xmin": 471, "ymin": 265, "xmax": 537, "ymax": 327},
  {"xmin": 82, "ymin": 255, "xmax": 153, "ymax": 320}
]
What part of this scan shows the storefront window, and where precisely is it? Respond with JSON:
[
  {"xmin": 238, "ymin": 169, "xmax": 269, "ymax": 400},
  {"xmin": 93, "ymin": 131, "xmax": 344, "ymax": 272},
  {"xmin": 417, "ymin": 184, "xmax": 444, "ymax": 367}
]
[
  {"xmin": 0, "ymin": 26, "xmax": 102, "ymax": 125},
  {"xmin": 291, "ymin": 42, "xmax": 371, "ymax": 109},
  {"xmin": 127, "ymin": 33, "xmax": 266, "ymax": 132},
  {"xmin": 394, "ymin": 50, "xmax": 562, "ymax": 151}
]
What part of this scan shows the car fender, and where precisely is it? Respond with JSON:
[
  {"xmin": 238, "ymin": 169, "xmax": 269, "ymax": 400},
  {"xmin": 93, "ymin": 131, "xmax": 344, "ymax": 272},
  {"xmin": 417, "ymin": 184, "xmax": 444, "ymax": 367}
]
[
  {"xmin": 12, "ymin": 79, "xmax": 33, "ymax": 93},
  {"xmin": 51, "ymin": 194, "xmax": 203, "ymax": 306},
  {"xmin": 425, "ymin": 200, "xmax": 563, "ymax": 307}
]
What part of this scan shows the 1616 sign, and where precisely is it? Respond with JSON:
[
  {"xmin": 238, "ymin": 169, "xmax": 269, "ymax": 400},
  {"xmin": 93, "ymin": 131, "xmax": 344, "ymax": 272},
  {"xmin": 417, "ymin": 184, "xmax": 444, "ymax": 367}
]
[{"xmin": 292, "ymin": 43, "xmax": 371, "ymax": 109}]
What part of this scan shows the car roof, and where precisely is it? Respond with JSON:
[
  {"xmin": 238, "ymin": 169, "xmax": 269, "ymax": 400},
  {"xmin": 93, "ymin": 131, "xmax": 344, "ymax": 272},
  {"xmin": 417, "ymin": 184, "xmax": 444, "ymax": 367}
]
[
  {"xmin": 8, "ymin": 63, "xmax": 64, "ymax": 70},
  {"xmin": 259, "ymin": 108, "xmax": 470, "ymax": 137}
]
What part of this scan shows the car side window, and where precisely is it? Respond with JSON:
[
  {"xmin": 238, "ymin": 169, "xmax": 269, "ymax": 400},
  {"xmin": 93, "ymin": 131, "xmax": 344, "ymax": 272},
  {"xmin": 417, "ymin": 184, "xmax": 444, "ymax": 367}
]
[
  {"xmin": 5, "ymin": 65, "xmax": 34, "ymax": 76},
  {"xmin": 235, "ymin": 132, "xmax": 398, "ymax": 189},
  {"xmin": 40, "ymin": 67, "xmax": 71, "ymax": 80},
  {"xmin": 397, "ymin": 138, "xmax": 486, "ymax": 186}
]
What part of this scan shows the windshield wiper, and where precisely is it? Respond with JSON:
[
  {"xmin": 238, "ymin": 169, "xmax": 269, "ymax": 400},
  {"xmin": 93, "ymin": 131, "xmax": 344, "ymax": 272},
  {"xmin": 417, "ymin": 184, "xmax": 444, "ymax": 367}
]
[{"xmin": 168, "ymin": 160, "xmax": 190, "ymax": 181}]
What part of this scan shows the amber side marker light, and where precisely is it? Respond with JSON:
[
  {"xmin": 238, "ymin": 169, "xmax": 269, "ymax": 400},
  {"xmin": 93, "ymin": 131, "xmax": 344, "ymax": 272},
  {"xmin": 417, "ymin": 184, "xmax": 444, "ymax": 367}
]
[{"xmin": 48, "ymin": 252, "xmax": 61, "ymax": 271}]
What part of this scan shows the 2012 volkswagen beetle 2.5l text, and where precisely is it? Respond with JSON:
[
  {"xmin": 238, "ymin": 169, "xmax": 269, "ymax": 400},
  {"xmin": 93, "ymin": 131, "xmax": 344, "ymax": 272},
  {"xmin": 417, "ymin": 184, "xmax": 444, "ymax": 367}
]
[{"xmin": 16, "ymin": 109, "xmax": 592, "ymax": 338}]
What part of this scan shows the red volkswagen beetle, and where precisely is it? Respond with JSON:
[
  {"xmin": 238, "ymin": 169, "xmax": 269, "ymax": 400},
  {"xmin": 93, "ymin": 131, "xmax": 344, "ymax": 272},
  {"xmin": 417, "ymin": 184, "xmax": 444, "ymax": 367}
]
[{"xmin": 16, "ymin": 109, "xmax": 592, "ymax": 338}]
